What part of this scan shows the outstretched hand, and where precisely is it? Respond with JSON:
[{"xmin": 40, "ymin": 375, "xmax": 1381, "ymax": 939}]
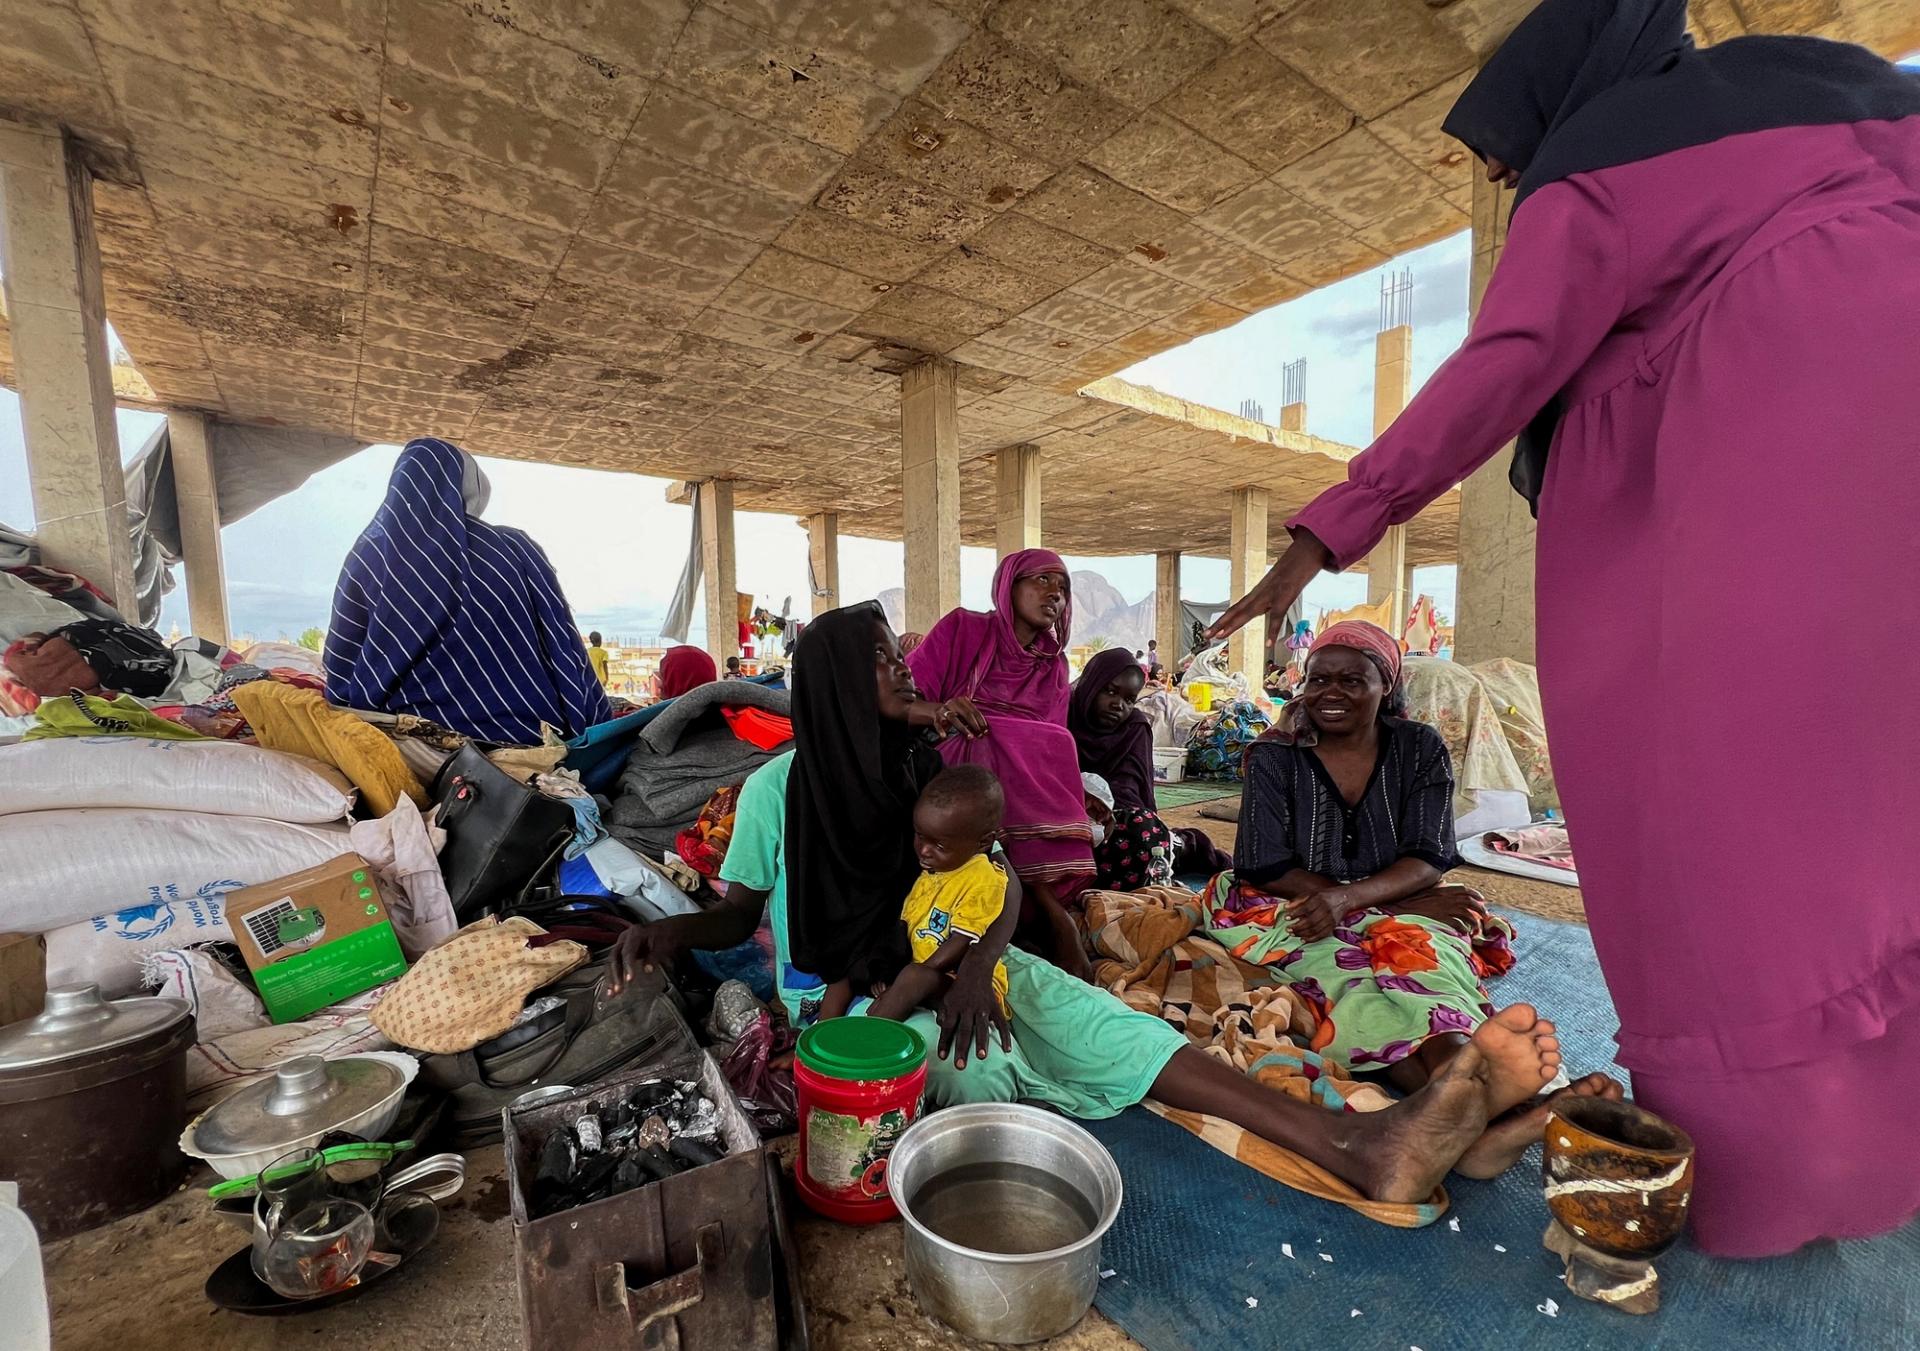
[
  {"xmin": 1205, "ymin": 531, "xmax": 1333, "ymax": 643},
  {"xmin": 609, "ymin": 923, "xmax": 681, "ymax": 994}
]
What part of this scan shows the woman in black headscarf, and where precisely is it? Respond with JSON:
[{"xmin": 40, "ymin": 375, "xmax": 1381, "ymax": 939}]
[
  {"xmin": 1068, "ymin": 647, "xmax": 1229, "ymax": 884},
  {"xmin": 1210, "ymin": 0, "xmax": 1920, "ymax": 1256},
  {"xmin": 611, "ymin": 603, "xmax": 1574, "ymax": 1217}
]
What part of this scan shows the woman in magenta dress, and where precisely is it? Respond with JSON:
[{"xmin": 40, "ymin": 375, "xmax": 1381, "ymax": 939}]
[
  {"xmin": 1213, "ymin": 0, "xmax": 1920, "ymax": 1256},
  {"xmin": 907, "ymin": 549, "xmax": 1098, "ymax": 978}
]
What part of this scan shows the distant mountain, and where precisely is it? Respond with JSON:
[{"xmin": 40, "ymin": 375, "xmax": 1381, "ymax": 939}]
[{"xmin": 879, "ymin": 571, "xmax": 1157, "ymax": 653}]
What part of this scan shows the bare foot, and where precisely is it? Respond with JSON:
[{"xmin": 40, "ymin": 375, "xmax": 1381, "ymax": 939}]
[
  {"xmin": 1342, "ymin": 1040, "xmax": 1498, "ymax": 1204},
  {"xmin": 1468, "ymin": 1004, "xmax": 1562, "ymax": 1115},
  {"xmin": 1454, "ymin": 1072, "xmax": 1625, "ymax": 1180}
]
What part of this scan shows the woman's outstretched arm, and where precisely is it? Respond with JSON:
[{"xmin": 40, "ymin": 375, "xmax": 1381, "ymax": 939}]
[{"xmin": 1212, "ymin": 178, "xmax": 1631, "ymax": 641}]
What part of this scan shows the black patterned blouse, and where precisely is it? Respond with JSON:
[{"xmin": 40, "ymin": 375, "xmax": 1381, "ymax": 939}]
[{"xmin": 1233, "ymin": 717, "xmax": 1459, "ymax": 885}]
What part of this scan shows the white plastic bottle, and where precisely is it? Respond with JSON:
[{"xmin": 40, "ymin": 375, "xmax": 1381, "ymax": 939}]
[
  {"xmin": 1147, "ymin": 845, "xmax": 1174, "ymax": 890},
  {"xmin": 0, "ymin": 1183, "xmax": 51, "ymax": 1350}
]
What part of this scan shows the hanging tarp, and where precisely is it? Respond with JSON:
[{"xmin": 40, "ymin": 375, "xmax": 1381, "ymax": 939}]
[{"xmin": 6, "ymin": 420, "xmax": 369, "ymax": 626}]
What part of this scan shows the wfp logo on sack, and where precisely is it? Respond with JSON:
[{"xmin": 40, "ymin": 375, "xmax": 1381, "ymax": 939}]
[{"xmin": 94, "ymin": 880, "xmax": 240, "ymax": 942}]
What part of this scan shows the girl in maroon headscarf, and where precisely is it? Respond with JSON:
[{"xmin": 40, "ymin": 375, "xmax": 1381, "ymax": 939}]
[{"xmin": 907, "ymin": 550, "xmax": 1096, "ymax": 978}]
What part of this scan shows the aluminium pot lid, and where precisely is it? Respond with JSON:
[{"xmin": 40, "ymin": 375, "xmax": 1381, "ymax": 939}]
[
  {"xmin": 191, "ymin": 1054, "xmax": 405, "ymax": 1157},
  {"xmin": 0, "ymin": 984, "xmax": 191, "ymax": 1072}
]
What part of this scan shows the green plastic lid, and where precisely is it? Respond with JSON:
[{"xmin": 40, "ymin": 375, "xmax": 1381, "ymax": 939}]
[{"xmin": 797, "ymin": 1018, "xmax": 927, "ymax": 1080}]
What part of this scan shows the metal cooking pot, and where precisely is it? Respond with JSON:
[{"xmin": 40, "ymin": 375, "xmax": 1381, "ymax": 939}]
[
  {"xmin": 888, "ymin": 1104, "xmax": 1122, "ymax": 1345},
  {"xmin": 0, "ymin": 984, "xmax": 195, "ymax": 1240}
]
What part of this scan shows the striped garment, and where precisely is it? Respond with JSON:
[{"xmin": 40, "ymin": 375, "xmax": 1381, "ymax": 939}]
[{"xmin": 324, "ymin": 438, "xmax": 611, "ymax": 745}]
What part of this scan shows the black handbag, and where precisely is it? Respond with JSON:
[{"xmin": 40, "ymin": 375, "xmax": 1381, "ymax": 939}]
[
  {"xmin": 419, "ymin": 956, "xmax": 695, "ymax": 1147},
  {"xmin": 431, "ymin": 743, "xmax": 576, "ymax": 920},
  {"xmin": 51, "ymin": 619, "xmax": 176, "ymax": 697}
]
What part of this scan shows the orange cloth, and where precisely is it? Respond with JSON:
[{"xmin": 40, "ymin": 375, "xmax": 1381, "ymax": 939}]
[{"xmin": 721, "ymin": 705, "xmax": 793, "ymax": 751}]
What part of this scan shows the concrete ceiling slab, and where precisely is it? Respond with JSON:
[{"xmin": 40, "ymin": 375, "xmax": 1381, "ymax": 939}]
[{"xmin": 2, "ymin": 0, "xmax": 1912, "ymax": 560}]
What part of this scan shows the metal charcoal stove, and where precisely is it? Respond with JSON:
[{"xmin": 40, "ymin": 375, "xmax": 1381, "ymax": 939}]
[{"xmin": 504, "ymin": 1048, "xmax": 775, "ymax": 1350}]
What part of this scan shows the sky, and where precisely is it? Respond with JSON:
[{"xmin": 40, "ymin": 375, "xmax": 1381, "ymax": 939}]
[{"xmin": 0, "ymin": 231, "xmax": 1472, "ymax": 646}]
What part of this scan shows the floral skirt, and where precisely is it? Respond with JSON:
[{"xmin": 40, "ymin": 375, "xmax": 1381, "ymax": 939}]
[{"xmin": 1201, "ymin": 873, "xmax": 1515, "ymax": 1073}]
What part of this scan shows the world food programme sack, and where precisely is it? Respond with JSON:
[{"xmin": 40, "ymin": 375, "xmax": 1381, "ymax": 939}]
[
  {"xmin": 0, "ymin": 738, "xmax": 355, "ymax": 821},
  {"xmin": 0, "ymin": 809, "xmax": 351, "ymax": 934}
]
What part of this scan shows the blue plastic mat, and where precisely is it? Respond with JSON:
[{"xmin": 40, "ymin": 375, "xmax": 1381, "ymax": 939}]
[{"xmin": 1086, "ymin": 910, "xmax": 1920, "ymax": 1351}]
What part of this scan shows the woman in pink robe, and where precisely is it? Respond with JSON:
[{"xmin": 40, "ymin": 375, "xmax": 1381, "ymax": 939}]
[
  {"xmin": 908, "ymin": 549, "xmax": 1098, "ymax": 978},
  {"xmin": 1213, "ymin": 0, "xmax": 1920, "ymax": 1256}
]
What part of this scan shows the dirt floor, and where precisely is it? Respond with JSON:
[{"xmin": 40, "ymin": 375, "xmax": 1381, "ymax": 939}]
[
  {"xmin": 45, "ymin": 803, "xmax": 1580, "ymax": 1350},
  {"xmin": 44, "ymin": 1136, "xmax": 1142, "ymax": 1350}
]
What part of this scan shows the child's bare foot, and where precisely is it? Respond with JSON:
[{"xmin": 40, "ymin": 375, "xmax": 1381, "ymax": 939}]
[
  {"xmin": 1468, "ymin": 1004, "xmax": 1562, "ymax": 1115},
  {"xmin": 1341, "ymin": 1040, "xmax": 1498, "ymax": 1204},
  {"xmin": 1454, "ymin": 1072, "xmax": 1625, "ymax": 1179}
]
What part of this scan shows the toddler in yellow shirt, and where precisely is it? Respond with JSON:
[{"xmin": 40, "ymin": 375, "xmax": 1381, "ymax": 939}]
[{"xmin": 820, "ymin": 764, "xmax": 1010, "ymax": 1021}]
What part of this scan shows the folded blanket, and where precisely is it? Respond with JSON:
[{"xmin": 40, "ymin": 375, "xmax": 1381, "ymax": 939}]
[
  {"xmin": 1485, "ymin": 823, "xmax": 1576, "ymax": 871},
  {"xmin": 722, "ymin": 706, "xmax": 793, "ymax": 752},
  {"xmin": 609, "ymin": 683, "xmax": 791, "ymax": 856}
]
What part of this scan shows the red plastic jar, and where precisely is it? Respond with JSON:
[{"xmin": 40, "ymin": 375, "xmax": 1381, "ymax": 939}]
[{"xmin": 794, "ymin": 1018, "xmax": 928, "ymax": 1224}]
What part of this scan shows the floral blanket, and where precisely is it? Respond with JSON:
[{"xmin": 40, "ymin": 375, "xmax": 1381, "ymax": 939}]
[{"xmin": 1080, "ymin": 886, "xmax": 1448, "ymax": 1227}]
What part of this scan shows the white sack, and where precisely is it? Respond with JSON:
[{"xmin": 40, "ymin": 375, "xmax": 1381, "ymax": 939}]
[
  {"xmin": 142, "ymin": 946, "xmax": 269, "ymax": 1040},
  {"xmin": 3, "ymin": 808, "xmax": 352, "ymax": 934},
  {"xmin": 349, "ymin": 796, "xmax": 457, "ymax": 958},
  {"xmin": 0, "ymin": 738, "xmax": 354, "ymax": 821}
]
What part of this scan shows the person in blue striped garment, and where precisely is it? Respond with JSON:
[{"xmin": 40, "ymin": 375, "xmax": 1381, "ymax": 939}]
[{"xmin": 324, "ymin": 437, "xmax": 611, "ymax": 745}]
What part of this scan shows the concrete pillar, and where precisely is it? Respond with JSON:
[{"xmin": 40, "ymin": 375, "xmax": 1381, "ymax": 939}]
[
  {"xmin": 0, "ymin": 122, "xmax": 136, "ymax": 610},
  {"xmin": 806, "ymin": 511, "xmax": 839, "ymax": 615},
  {"xmin": 166, "ymin": 410, "xmax": 229, "ymax": 645},
  {"xmin": 1452, "ymin": 173, "xmax": 1537, "ymax": 665},
  {"xmin": 901, "ymin": 359, "xmax": 960, "ymax": 635},
  {"xmin": 994, "ymin": 443, "xmax": 1042, "ymax": 560},
  {"xmin": 1228, "ymin": 487, "xmax": 1269, "ymax": 694},
  {"xmin": 1278, "ymin": 403, "xmax": 1307, "ymax": 433},
  {"xmin": 1363, "ymin": 324, "xmax": 1413, "ymax": 636},
  {"xmin": 1154, "ymin": 550, "xmax": 1183, "ymax": 663},
  {"xmin": 699, "ymin": 478, "xmax": 737, "ymax": 667}
]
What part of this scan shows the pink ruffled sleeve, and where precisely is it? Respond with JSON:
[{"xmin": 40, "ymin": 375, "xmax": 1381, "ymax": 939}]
[{"xmin": 1288, "ymin": 178, "xmax": 1632, "ymax": 568}]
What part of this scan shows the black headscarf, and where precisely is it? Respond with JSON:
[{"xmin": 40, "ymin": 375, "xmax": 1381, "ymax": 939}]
[
  {"xmin": 1068, "ymin": 648, "xmax": 1156, "ymax": 814},
  {"xmin": 785, "ymin": 602, "xmax": 942, "ymax": 986},
  {"xmin": 1442, "ymin": 0, "xmax": 1920, "ymax": 508}
]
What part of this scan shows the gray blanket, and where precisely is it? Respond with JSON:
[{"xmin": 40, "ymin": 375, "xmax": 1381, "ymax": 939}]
[{"xmin": 607, "ymin": 682, "xmax": 792, "ymax": 857}]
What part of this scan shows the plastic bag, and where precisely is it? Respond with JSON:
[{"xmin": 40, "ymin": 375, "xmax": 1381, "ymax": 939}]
[{"xmin": 721, "ymin": 1010, "xmax": 797, "ymax": 1136}]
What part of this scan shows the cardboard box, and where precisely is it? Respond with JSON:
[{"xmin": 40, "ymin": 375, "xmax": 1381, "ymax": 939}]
[
  {"xmin": 0, "ymin": 932, "xmax": 47, "ymax": 1026},
  {"xmin": 226, "ymin": 853, "xmax": 407, "ymax": 1024}
]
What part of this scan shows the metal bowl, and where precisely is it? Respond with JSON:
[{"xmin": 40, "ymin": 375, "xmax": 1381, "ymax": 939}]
[{"xmin": 889, "ymin": 1104, "xmax": 1121, "ymax": 1345}]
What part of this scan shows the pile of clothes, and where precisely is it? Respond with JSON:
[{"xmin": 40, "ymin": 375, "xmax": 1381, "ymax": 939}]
[{"xmin": 605, "ymin": 680, "xmax": 792, "ymax": 859}]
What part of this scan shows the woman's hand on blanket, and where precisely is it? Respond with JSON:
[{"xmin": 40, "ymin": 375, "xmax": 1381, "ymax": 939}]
[
  {"xmin": 1285, "ymin": 889, "xmax": 1356, "ymax": 943},
  {"xmin": 936, "ymin": 960, "xmax": 1013, "ymax": 1069},
  {"xmin": 908, "ymin": 693, "xmax": 989, "ymax": 741},
  {"xmin": 1391, "ymin": 886, "xmax": 1487, "ymax": 934}
]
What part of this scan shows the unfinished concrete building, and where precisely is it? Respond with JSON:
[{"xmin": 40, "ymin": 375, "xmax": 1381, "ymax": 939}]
[{"xmin": 2, "ymin": 0, "xmax": 1915, "ymax": 681}]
